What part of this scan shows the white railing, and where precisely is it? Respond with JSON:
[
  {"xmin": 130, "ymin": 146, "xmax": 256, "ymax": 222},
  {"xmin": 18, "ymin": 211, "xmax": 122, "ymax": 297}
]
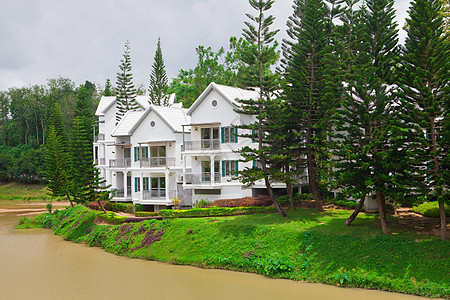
[
  {"xmin": 184, "ymin": 139, "xmax": 220, "ymax": 151},
  {"xmin": 109, "ymin": 158, "xmax": 132, "ymax": 168},
  {"xmin": 113, "ymin": 187, "xmax": 132, "ymax": 198},
  {"xmin": 140, "ymin": 157, "xmax": 176, "ymax": 168},
  {"xmin": 142, "ymin": 190, "xmax": 176, "ymax": 200},
  {"xmin": 185, "ymin": 173, "xmax": 221, "ymax": 184}
]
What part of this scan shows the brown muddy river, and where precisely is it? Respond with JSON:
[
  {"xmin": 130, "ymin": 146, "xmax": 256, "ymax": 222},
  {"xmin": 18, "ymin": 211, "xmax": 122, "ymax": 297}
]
[{"xmin": 0, "ymin": 201, "xmax": 431, "ymax": 300}]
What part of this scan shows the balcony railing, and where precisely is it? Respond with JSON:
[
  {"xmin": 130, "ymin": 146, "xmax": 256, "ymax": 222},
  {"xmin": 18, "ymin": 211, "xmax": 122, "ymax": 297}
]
[
  {"xmin": 140, "ymin": 157, "xmax": 176, "ymax": 168},
  {"xmin": 142, "ymin": 190, "xmax": 176, "ymax": 200},
  {"xmin": 113, "ymin": 187, "xmax": 132, "ymax": 198},
  {"xmin": 109, "ymin": 158, "xmax": 131, "ymax": 168},
  {"xmin": 99, "ymin": 158, "xmax": 106, "ymax": 165},
  {"xmin": 184, "ymin": 139, "xmax": 220, "ymax": 151},
  {"xmin": 185, "ymin": 172, "xmax": 221, "ymax": 184}
]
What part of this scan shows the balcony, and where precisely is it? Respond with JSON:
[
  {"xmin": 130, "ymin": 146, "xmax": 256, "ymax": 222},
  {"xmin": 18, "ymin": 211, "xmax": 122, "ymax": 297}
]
[
  {"xmin": 184, "ymin": 139, "xmax": 220, "ymax": 151},
  {"xmin": 185, "ymin": 172, "xmax": 221, "ymax": 184},
  {"xmin": 140, "ymin": 157, "xmax": 176, "ymax": 168},
  {"xmin": 143, "ymin": 190, "xmax": 176, "ymax": 200},
  {"xmin": 100, "ymin": 158, "xmax": 106, "ymax": 165},
  {"xmin": 113, "ymin": 187, "xmax": 132, "ymax": 198},
  {"xmin": 109, "ymin": 158, "xmax": 131, "ymax": 168}
]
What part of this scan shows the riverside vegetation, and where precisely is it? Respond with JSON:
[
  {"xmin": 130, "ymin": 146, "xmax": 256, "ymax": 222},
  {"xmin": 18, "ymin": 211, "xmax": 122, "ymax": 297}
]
[{"xmin": 17, "ymin": 206, "xmax": 449, "ymax": 298}]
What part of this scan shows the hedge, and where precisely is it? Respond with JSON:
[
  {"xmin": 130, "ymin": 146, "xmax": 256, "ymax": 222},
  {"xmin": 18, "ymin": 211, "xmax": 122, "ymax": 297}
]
[
  {"xmin": 135, "ymin": 211, "xmax": 159, "ymax": 217},
  {"xmin": 96, "ymin": 211, "xmax": 126, "ymax": 224},
  {"xmin": 104, "ymin": 202, "xmax": 135, "ymax": 214},
  {"xmin": 412, "ymin": 202, "xmax": 450, "ymax": 218},
  {"xmin": 158, "ymin": 206, "xmax": 277, "ymax": 218}
]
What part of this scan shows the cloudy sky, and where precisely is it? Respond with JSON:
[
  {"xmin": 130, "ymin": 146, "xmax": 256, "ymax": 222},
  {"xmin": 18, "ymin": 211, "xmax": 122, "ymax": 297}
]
[{"xmin": 0, "ymin": 0, "xmax": 411, "ymax": 91}]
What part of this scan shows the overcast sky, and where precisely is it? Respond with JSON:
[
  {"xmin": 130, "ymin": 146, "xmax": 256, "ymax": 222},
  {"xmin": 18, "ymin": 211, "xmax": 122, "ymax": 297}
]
[{"xmin": 0, "ymin": 0, "xmax": 411, "ymax": 91}]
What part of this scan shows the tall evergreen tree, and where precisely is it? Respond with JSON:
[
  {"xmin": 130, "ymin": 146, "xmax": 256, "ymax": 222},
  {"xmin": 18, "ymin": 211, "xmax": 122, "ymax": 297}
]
[
  {"xmin": 282, "ymin": 0, "xmax": 333, "ymax": 211},
  {"xmin": 45, "ymin": 103, "xmax": 74, "ymax": 207},
  {"xmin": 103, "ymin": 79, "xmax": 114, "ymax": 96},
  {"xmin": 235, "ymin": 0, "xmax": 286, "ymax": 217},
  {"xmin": 399, "ymin": 0, "xmax": 449, "ymax": 239},
  {"xmin": 149, "ymin": 37, "xmax": 170, "ymax": 106},
  {"xmin": 116, "ymin": 40, "xmax": 139, "ymax": 122}
]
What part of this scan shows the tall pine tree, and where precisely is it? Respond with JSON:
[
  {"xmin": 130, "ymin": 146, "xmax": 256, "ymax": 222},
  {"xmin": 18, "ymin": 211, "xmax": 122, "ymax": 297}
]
[
  {"xmin": 235, "ymin": 0, "xmax": 286, "ymax": 217},
  {"xmin": 399, "ymin": 0, "xmax": 449, "ymax": 240},
  {"xmin": 149, "ymin": 37, "xmax": 170, "ymax": 106},
  {"xmin": 116, "ymin": 40, "xmax": 139, "ymax": 122}
]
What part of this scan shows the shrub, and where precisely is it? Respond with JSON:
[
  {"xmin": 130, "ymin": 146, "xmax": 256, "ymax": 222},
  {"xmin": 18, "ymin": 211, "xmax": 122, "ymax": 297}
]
[
  {"xmin": 135, "ymin": 211, "xmax": 159, "ymax": 217},
  {"xmin": 412, "ymin": 202, "xmax": 450, "ymax": 217},
  {"xmin": 194, "ymin": 198, "xmax": 210, "ymax": 208},
  {"xmin": 104, "ymin": 202, "xmax": 135, "ymax": 214},
  {"xmin": 96, "ymin": 211, "xmax": 126, "ymax": 224},
  {"xmin": 158, "ymin": 206, "xmax": 277, "ymax": 218},
  {"xmin": 328, "ymin": 198, "xmax": 358, "ymax": 209},
  {"xmin": 209, "ymin": 195, "xmax": 272, "ymax": 207},
  {"xmin": 87, "ymin": 201, "xmax": 106, "ymax": 211},
  {"xmin": 277, "ymin": 193, "xmax": 308, "ymax": 206}
]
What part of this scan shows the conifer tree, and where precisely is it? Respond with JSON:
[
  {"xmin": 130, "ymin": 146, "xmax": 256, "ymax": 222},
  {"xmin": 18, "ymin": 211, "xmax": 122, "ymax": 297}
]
[
  {"xmin": 103, "ymin": 79, "xmax": 114, "ymax": 96},
  {"xmin": 149, "ymin": 37, "xmax": 170, "ymax": 106},
  {"xmin": 45, "ymin": 103, "xmax": 74, "ymax": 207},
  {"xmin": 235, "ymin": 0, "xmax": 286, "ymax": 217},
  {"xmin": 399, "ymin": 0, "xmax": 449, "ymax": 239},
  {"xmin": 116, "ymin": 40, "xmax": 139, "ymax": 122},
  {"xmin": 332, "ymin": 0, "xmax": 399, "ymax": 233},
  {"xmin": 282, "ymin": 0, "xmax": 332, "ymax": 211}
]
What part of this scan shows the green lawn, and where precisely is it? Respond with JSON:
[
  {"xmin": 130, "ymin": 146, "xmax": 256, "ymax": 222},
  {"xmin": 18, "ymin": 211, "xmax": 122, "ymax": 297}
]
[{"xmin": 0, "ymin": 182, "xmax": 53, "ymax": 201}]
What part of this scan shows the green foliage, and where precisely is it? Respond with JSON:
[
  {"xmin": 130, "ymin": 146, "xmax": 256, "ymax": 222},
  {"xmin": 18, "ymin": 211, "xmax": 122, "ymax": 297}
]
[
  {"xmin": 104, "ymin": 202, "xmax": 135, "ymax": 214},
  {"xmin": 413, "ymin": 202, "xmax": 450, "ymax": 218},
  {"xmin": 135, "ymin": 211, "xmax": 159, "ymax": 217},
  {"xmin": 0, "ymin": 145, "xmax": 45, "ymax": 183},
  {"xmin": 149, "ymin": 37, "xmax": 169, "ymax": 106},
  {"xmin": 158, "ymin": 206, "xmax": 277, "ymax": 218},
  {"xmin": 327, "ymin": 198, "xmax": 358, "ymax": 209},
  {"xmin": 96, "ymin": 211, "xmax": 126, "ymax": 225},
  {"xmin": 116, "ymin": 40, "xmax": 139, "ymax": 122},
  {"xmin": 194, "ymin": 198, "xmax": 210, "ymax": 208}
]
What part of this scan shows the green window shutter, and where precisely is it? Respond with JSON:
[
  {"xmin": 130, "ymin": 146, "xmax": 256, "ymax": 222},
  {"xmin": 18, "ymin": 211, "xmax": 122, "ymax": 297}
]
[
  {"xmin": 222, "ymin": 161, "xmax": 225, "ymax": 177},
  {"xmin": 135, "ymin": 177, "xmax": 138, "ymax": 192},
  {"xmin": 252, "ymin": 130, "xmax": 255, "ymax": 143},
  {"xmin": 221, "ymin": 127, "xmax": 225, "ymax": 143},
  {"xmin": 145, "ymin": 177, "xmax": 149, "ymax": 190},
  {"xmin": 134, "ymin": 147, "xmax": 138, "ymax": 162},
  {"xmin": 234, "ymin": 128, "xmax": 238, "ymax": 143},
  {"xmin": 145, "ymin": 147, "xmax": 148, "ymax": 158},
  {"xmin": 253, "ymin": 160, "xmax": 256, "ymax": 168},
  {"xmin": 235, "ymin": 161, "xmax": 239, "ymax": 173}
]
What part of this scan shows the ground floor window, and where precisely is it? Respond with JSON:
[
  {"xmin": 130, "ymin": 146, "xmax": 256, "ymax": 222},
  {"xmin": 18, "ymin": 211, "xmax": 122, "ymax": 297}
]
[
  {"xmin": 222, "ymin": 160, "xmax": 238, "ymax": 176},
  {"xmin": 151, "ymin": 177, "xmax": 166, "ymax": 198},
  {"xmin": 134, "ymin": 177, "xmax": 149, "ymax": 192}
]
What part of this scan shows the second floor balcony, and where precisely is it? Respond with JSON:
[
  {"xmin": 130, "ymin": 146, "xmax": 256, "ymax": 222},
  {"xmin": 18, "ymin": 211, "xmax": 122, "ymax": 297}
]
[
  {"xmin": 185, "ymin": 172, "xmax": 221, "ymax": 184},
  {"xmin": 140, "ymin": 157, "xmax": 176, "ymax": 168},
  {"xmin": 109, "ymin": 158, "xmax": 131, "ymax": 168},
  {"xmin": 184, "ymin": 139, "xmax": 220, "ymax": 151}
]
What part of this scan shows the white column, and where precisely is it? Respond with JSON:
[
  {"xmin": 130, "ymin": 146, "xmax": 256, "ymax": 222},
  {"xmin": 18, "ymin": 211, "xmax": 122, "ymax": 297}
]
[
  {"xmin": 210, "ymin": 155, "xmax": 215, "ymax": 185},
  {"xmin": 123, "ymin": 171, "xmax": 128, "ymax": 198},
  {"xmin": 112, "ymin": 171, "xmax": 116, "ymax": 190},
  {"xmin": 182, "ymin": 156, "xmax": 186, "ymax": 185},
  {"xmin": 165, "ymin": 169, "xmax": 170, "ymax": 201},
  {"xmin": 140, "ymin": 172, "xmax": 144, "ymax": 201}
]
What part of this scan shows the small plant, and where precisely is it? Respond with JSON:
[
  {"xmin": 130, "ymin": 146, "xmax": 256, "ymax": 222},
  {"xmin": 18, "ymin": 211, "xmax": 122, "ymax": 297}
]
[
  {"xmin": 46, "ymin": 201, "xmax": 53, "ymax": 214},
  {"xmin": 194, "ymin": 198, "xmax": 210, "ymax": 208},
  {"xmin": 172, "ymin": 197, "xmax": 181, "ymax": 208}
]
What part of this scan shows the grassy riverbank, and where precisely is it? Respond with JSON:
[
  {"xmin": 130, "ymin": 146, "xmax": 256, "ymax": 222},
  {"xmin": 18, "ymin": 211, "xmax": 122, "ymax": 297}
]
[
  {"xmin": 18, "ymin": 206, "xmax": 449, "ymax": 298},
  {"xmin": 0, "ymin": 182, "xmax": 54, "ymax": 201}
]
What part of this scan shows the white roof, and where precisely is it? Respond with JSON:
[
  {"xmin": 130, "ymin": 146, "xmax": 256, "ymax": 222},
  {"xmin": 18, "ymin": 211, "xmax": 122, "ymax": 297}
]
[
  {"xmin": 95, "ymin": 95, "xmax": 152, "ymax": 116},
  {"xmin": 111, "ymin": 111, "xmax": 145, "ymax": 137},
  {"xmin": 187, "ymin": 82, "xmax": 260, "ymax": 115}
]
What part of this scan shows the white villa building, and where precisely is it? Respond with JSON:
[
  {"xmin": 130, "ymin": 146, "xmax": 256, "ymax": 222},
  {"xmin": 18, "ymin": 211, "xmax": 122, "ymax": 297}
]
[{"xmin": 94, "ymin": 83, "xmax": 292, "ymax": 211}]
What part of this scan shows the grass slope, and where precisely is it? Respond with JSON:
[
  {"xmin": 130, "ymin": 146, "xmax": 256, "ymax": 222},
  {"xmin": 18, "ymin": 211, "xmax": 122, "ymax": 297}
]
[
  {"xmin": 0, "ymin": 182, "xmax": 54, "ymax": 201},
  {"xmin": 18, "ymin": 206, "xmax": 450, "ymax": 298}
]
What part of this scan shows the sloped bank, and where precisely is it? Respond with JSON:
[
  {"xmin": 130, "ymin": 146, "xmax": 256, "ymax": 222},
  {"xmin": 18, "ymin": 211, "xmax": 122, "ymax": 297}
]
[{"xmin": 17, "ymin": 206, "xmax": 449, "ymax": 298}]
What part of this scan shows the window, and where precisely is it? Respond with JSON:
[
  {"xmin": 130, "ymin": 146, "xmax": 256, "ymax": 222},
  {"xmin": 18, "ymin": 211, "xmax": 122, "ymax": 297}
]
[
  {"xmin": 135, "ymin": 177, "xmax": 149, "ymax": 192},
  {"xmin": 222, "ymin": 160, "xmax": 238, "ymax": 177},
  {"xmin": 134, "ymin": 146, "xmax": 148, "ymax": 162},
  {"xmin": 150, "ymin": 146, "xmax": 167, "ymax": 166},
  {"xmin": 150, "ymin": 121, "xmax": 156, "ymax": 127},
  {"xmin": 211, "ymin": 99, "xmax": 218, "ymax": 107},
  {"xmin": 221, "ymin": 127, "xmax": 238, "ymax": 143},
  {"xmin": 151, "ymin": 177, "xmax": 166, "ymax": 198}
]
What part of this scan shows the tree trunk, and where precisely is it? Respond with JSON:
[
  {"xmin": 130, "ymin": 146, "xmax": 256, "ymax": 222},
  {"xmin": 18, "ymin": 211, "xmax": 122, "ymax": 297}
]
[
  {"xmin": 345, "ymin": 195, "xmax": 366, "ymax": 225},
  {"xmin": 98, "ymin": 200, "xmax": 107, "ymax": 214},
  {"xmin": 439, "ymin": 201, "xmax": 447, "ymax": 240},
  {"xmin": 65, "ymin": 192, "xmax": 75, "ymax": 208},
  {"xmin": 376, "ymin": 191, "xmax": 388, "ymax": 234},
  {"xmin": 307, "ymin": 151, "xmax": 323, "ymax": 211},
  {"xmin": 287, "ymin": 182, "xmax": 295, "ymax": 210}
]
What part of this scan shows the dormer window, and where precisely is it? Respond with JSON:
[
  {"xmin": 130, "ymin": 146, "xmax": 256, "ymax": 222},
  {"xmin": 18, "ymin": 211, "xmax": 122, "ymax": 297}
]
[
  {"xmin": 150, "ymin": 121, "xmax": 156, "ymax": 127},
  {"xmin": 211, "ymin": 99, "xmax": 218, "ymax": 108}
]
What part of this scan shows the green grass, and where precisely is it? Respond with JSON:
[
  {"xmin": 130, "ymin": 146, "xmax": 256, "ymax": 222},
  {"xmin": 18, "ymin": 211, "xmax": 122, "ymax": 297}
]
[
  {"xmin": 17, "ymin": 206, "xmax": 450, "ymax": 298},
  {"xmin": 0, "ymin": 182, "xmax": 56, "ymax": 201}
]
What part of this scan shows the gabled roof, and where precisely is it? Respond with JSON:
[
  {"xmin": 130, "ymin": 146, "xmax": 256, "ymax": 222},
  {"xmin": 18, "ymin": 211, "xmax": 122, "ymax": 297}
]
[
  {"xmin": 111, "ymin": 111, "xmax": 145, "ymax": 137},
  {"xmin": 95, "ymin": 96, "xmax": 153, "ymax": 116},
  {"xmin": 187, "ymin": 82, "xmax": 260, "ymax": 116}
]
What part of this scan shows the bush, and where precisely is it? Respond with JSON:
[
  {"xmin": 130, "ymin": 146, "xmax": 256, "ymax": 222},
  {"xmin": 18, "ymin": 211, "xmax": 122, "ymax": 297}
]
[
  {"xmin": 96, "ymin": 211, "xmax": 126, "ymax": 224},
  {"xmin": 194, "ymin": 198, "xmax": 210, "ymax": 208},
  {"xmin": 135, "ymin": 211, "xmax": 159, "ymax": 217},
  {"xmin": 104, "ymin": 202, "xmax": 135, "ymax": 214},
  {"xmin": 328, "ymin": 198, "xmax": 358, "ymax": 209},
  {"xmin": 159, "ymin": 206, "xmax": 277, "ymax": 218},
  {"xmin": 412, "ymin": 202, "xmax": 450, "ymax": 217},
  {"xmin": 277, "ymin": 193, "xmax": 310, "ymax": 206},
  {"xmin": 209, "ymin": 195, "xmax": 272, "ymax": 207}
]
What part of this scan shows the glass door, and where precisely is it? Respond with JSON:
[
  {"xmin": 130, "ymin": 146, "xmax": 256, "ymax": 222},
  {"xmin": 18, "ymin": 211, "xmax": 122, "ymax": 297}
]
[{"xmin": 151, "ymin": 177, "xmax": 166, "ymax": 198}]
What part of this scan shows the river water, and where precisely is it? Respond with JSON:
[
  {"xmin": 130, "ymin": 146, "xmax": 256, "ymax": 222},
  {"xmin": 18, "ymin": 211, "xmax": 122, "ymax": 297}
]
[{"xmin": 0, "ymin": 201, "xmax": 430, "ymax": 300}]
